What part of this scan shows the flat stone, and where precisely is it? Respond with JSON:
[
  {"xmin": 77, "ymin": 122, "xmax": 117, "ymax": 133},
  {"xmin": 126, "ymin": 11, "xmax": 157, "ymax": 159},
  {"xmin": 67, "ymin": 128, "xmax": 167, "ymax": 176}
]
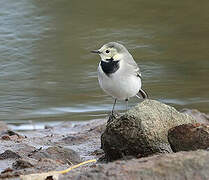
[
  {"xmin": 60, "ymin": 150, "xmax": 209, "ymax": 180},
  {"xmin": 12, "ymin": 158, "xmax": 35, "ymax": 170},
  {"xmin": 0, "ymin": 150, "xmax": 20, "ymax": 160},
  {"xmin": 168, "ymin": 123, "xmax": 209, "ymax": 152},
  {"xmin": 30, "ymin": 146, "xmax": 81, "ymax": 165}
]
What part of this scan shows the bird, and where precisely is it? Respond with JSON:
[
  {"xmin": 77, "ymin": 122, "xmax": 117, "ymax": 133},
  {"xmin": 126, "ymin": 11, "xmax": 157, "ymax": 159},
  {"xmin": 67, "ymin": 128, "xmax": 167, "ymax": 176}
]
[{"xmin": 91, "ymin": 42, "xmax": 148, "ymax": 115}]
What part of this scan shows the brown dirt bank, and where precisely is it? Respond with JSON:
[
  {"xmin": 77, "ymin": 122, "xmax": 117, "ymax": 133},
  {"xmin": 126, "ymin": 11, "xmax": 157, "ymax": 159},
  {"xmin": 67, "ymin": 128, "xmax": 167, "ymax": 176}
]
[{"xmin": 60, "ymin": 150, "xmax": 209, "ymax": 180}]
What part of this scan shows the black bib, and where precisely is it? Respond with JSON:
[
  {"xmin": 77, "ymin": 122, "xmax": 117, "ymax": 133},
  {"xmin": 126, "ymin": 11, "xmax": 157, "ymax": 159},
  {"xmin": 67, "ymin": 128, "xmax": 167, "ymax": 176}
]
[{"xmin": 100, "ymin": 58, "xmax": 119, "ymax": 76}]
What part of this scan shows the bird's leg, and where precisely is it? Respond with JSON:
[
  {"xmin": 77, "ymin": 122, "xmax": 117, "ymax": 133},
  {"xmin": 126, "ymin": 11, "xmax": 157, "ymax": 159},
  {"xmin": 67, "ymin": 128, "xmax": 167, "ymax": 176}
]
[
  {"xmin": 108, "ymin": 99, "xmax": 119, "ymax": 122},
  {"xmin": 125, "ymin": 98, "xmax": 128, "ymax": 111},
  {"xmin": 111, "ymin": 98, "xmax": 117, "ymax": 115}
]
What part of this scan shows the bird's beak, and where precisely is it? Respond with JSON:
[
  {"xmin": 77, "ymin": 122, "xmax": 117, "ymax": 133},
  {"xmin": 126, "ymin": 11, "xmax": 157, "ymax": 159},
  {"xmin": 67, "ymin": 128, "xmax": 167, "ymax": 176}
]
[{"xmin": 91, "ymin": 50, "xmax": 101, "ymax": 54}]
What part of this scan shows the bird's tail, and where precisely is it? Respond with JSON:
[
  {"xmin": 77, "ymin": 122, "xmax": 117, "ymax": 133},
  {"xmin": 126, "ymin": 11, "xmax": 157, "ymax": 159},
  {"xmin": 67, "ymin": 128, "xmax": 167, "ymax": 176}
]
[{"xmin": 136, "ymin": 89, "xmax": 149, "ymax": 99}]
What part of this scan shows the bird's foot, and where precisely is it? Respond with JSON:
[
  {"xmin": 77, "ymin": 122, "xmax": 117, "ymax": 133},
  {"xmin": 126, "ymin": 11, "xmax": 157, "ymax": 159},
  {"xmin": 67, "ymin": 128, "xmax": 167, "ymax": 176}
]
[{"xmin": 107, "ymin": 111, "xmax": 120, "ymax": 123}]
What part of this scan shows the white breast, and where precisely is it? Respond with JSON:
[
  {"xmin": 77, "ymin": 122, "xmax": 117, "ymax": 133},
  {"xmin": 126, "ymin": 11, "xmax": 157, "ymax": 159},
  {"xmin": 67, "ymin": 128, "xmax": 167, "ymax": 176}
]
[{"xmin": 98, "ymin": 60, "xmax": 141, "ymax": 100}]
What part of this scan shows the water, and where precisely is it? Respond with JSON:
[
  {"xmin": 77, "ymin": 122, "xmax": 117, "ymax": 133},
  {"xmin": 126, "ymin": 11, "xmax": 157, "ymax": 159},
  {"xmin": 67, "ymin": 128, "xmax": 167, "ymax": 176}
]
[{"xmin": 0, "ymin": 0, "xmax": 209, "ymax": 129}]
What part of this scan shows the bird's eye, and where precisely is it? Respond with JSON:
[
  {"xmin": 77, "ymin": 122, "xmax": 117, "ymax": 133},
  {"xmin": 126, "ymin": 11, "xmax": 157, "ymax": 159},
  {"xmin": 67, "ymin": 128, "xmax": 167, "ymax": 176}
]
[{"xmin": 105, "ymin": 50, "xmax": 110, "ymax": 53}]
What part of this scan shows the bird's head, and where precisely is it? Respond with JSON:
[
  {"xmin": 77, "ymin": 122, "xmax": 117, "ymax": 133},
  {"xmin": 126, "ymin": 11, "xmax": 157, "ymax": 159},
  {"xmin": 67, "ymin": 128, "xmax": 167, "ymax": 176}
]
[{"xmin": 91, "ymin": 42, "xmax": 128, "ymax": 61}]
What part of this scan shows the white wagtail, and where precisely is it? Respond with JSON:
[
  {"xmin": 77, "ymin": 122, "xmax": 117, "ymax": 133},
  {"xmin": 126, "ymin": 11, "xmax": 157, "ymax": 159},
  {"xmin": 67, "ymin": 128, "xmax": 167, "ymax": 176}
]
[{"xmin": 91, "ymin": 42, "xmax": 148, "ymax": 114}]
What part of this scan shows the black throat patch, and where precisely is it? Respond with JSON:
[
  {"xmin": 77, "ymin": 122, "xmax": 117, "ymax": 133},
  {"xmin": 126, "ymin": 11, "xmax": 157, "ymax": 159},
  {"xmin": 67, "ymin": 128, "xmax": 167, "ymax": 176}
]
[{"xmin": 100, "ymin": 58, "xmax": 119, "ymax": 76}]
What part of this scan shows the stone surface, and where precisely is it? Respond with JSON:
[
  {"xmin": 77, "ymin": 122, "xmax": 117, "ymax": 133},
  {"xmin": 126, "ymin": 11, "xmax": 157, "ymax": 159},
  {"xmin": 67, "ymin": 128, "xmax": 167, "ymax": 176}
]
[
  {"xmin": 0, "ymin": 130, "xmax": 25, "ymax": 142},
  {"xmin": 101, "ymin": 99, "xmax": 196, "ymax": 161},
  {"xmin": 30, "ymin": 146, "xmax": 81, "ymax": 165},
  {"xmin": 181, "ymin": 108, "xmax": 209, "ymax": 123},
  {"xmin": 0, "ymin": 150, "xmax": 20, "ymax": 160},
  {"xmin": 12, "ymin": 159, "xmax": 35, "ymax": 170},
  {"xmin": 60, "ymin": 150, "xmax": 209, "ymax": 180},
  {"xmin": 168, "ymin": 123, "xmax": 209, "ymax": 152}
]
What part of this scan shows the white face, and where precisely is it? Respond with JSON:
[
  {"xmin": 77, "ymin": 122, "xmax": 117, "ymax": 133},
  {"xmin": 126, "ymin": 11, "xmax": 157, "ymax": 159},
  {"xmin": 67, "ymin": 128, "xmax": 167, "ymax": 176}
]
[{"xmin": 98, "ymin": 45, "xmax": 120, "ymax": 61}]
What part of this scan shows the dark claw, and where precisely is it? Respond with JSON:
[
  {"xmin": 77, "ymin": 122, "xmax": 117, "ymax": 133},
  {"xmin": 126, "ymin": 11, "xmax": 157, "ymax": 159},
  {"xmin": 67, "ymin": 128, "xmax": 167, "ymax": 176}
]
[{"xmin": 107, "ymin": 111, "xmax": 120, "ymax": 123}]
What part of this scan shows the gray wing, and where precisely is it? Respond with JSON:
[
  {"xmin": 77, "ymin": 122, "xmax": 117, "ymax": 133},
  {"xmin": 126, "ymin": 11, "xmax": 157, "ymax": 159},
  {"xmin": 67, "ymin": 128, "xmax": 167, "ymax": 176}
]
[
  {"xmin": 125, "ymin": 55, "xmax": 149, "ymax": 98},
  {"xmin": 126, "ymin": 57, "xmax": 149, "ymax": 98},
  {"xmin": 123, "ymin": 52, "xmax": 142, "ymax": 77},
  {"xmin": 126, "ymin": 59, "xmax": 142, "ymax": 78}
]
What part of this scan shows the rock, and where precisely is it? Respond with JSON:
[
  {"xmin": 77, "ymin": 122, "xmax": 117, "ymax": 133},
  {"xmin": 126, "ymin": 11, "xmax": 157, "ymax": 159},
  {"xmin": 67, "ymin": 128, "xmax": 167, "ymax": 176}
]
[
  {"xmin": 181, "ymin": 108, "xmax": 209, "ymax": 123},
  {"xmin": 0, "ymin": 150, "xmax": 21, "ymax": 160},
  {"xmin": 44, "ymin": 125, "xmax": 53, "ymax": 129},
  {"xmin": 16, "ymin": 144, "xmax": 37, "ymax": 157},
  {"xmin": 1, "ymin": 130, "xmax": 21, "ymax": 137},
  {"xmin": 1, "ymin": 135, "xmax": 11, "ymax": 140},
  {"xmin": 101, "ymin": 99, "xmax": 196, "ymax": 161},
  {"xmin": 168, "ymin": 123, "xmax": 209, "ymax": 152},
  {"xmin": 12, "ymin": 158, "xmax": 35, "ymax": 170},
  {"xmin": 1, "ymin": 168, "xmax": 13, "ymax": 174},
  {"xmin": 60, "ymin": 150, "xmax": 209, "ymax": 180},
  {"xmin": 0, "ymin": 130, "xmax": 25, "ymax": 141},
  {"xmin": 30, "ymin": 146, "xmax": 81, "ymax": 165}
]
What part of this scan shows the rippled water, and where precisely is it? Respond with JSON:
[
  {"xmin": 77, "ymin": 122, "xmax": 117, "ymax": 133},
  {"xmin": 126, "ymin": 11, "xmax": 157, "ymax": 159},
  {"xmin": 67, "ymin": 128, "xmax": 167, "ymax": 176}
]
[{"xmin": 0, "ymin": 0, "xmax": 209, "ymax": 129}]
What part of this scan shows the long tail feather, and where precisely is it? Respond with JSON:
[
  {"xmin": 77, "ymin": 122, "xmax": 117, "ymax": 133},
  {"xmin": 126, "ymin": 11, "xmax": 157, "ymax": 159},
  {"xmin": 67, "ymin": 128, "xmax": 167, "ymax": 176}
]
[{"xmin": 138, "ymin": 89, "xmax": 149, "ymax": 99}]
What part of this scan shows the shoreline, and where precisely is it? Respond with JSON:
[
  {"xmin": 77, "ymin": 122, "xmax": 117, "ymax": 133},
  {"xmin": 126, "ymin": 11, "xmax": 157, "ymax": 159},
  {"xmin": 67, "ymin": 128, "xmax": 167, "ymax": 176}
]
[{"xmin": 0, "ymin": 105, "xmax": 208, "ymax": 179}]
